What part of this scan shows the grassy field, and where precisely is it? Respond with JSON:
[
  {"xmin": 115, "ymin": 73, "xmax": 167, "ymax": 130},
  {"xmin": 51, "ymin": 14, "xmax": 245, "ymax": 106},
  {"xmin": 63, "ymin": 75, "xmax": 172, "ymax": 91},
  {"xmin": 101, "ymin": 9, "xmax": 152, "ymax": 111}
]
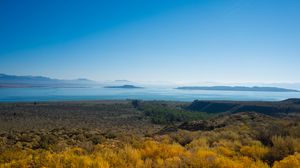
[{"xmin": 0, "ymin": 100, "xmax": 300, "ymax": 167}]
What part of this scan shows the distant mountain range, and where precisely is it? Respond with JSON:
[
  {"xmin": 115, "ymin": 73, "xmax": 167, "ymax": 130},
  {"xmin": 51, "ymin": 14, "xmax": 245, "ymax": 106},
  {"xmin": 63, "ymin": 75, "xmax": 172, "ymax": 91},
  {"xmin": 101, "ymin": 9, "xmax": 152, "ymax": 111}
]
[
  {"xmin": 0, "ymin": 74, "xmax": 98, "ymax": 88},
  {"xmin": 176, "ymin": 86, "xmax": 299, "ymax": 92},
  {"xmin": 1, "ymin": 74, "xmax": 299, "ymax": 92}
]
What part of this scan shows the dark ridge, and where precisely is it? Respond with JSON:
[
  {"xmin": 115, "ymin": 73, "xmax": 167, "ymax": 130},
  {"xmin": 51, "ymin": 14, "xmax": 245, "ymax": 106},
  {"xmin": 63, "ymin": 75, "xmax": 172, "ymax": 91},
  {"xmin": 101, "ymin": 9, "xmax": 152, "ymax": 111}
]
[
  {"xmin": 178, "ymin": 112, "xmax": 275, "ymax": 131},
  {"xmin": 281, "ymin": 98, "xmax": 300, "ymax": 105},
  {"xmin": 186, "ymin": 99, "xmax": 300, "ymax": 116}
]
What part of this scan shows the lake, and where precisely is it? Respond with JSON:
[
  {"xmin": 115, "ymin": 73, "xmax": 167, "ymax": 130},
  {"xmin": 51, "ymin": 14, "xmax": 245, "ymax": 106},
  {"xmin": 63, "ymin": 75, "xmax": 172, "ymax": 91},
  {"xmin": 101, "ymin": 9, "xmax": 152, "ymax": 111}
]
[{"xmin": 1, "ymin": 87, "xmax": 300, "ymax": 102}]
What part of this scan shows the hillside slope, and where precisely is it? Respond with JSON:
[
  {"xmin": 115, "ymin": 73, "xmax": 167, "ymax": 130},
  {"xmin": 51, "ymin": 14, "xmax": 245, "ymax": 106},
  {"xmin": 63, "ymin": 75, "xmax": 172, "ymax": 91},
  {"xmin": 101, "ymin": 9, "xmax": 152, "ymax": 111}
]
[{"xmin": 186, "ymin": 98, "xmax": 300, "ymax": 116}]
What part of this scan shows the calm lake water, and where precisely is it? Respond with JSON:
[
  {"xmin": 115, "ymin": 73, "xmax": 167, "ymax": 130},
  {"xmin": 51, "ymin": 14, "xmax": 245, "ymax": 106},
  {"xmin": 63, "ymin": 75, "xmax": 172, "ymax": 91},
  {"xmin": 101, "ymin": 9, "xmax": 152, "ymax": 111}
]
[{"xmin": 1, "ymin": 87, "xmax": 300, "ymax": 102}]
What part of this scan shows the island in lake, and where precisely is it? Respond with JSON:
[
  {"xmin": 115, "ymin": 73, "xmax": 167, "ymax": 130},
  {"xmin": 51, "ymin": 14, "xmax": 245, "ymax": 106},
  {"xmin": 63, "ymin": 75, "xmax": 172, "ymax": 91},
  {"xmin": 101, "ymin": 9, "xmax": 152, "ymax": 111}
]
[
  {"xmin": 104, "ymin": 85, "xmax": 143, "ymax": 89},
  {"xmin": 176, "ymin": 86, "xmax": 299, "ymax": 92}
]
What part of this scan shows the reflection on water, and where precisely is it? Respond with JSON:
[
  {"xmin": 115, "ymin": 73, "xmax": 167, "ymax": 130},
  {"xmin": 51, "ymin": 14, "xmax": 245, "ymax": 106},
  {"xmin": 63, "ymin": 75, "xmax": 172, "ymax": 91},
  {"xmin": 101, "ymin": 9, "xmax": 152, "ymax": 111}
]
[{"xmin": 0, "ymin": 87, "xmax": 300, "ymax": 102}]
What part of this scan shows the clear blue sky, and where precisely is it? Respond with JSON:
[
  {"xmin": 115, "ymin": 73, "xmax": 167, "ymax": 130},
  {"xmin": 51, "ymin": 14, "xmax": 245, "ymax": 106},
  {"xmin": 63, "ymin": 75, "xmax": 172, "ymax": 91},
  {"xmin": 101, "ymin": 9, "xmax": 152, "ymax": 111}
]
[{"xmin": 0, "ymin": 0, "xmax": 299, "ymax": 83}]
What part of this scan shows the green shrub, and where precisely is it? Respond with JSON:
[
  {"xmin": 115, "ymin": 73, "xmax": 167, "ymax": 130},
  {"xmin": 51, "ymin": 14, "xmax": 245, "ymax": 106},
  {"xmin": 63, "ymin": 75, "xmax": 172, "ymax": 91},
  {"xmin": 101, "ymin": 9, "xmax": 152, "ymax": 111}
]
[{"xmin": 138, "ymin": 102, "xmax": 207, "ymax": 124}]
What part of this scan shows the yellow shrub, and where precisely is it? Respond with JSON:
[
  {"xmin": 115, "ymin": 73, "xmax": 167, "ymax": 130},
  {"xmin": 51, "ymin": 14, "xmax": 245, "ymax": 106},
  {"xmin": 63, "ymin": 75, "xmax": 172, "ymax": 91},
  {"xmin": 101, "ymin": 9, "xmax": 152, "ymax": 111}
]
[
  {"xmin": 140, "ymin": 140, "xmax": 188, "ymax": 160},
  {"xmin": 272, "ymin": 153, "xmax": 300, "ymax": 168},
  {"xmin": 215, "ymin": 156, "xmax": 243, "ymax": 168},
  {"xmin": 238, "ymin": 156, "xmax": 270, "ymax": 168},
  {"xmin": 186, "ymin": 138, "xmax": 208, "ymax": 151},
  {"xmin": 123, "ymin": 145, "xmax": 143, "ymax": 167},
  {"xmin": 164, "ymin": 156, "xmax": 182, "ymax": 168},
  {"xmin": 190, "ymin": 149, "xmax": 218, "ymax": 167},
  {"xmin": 216, "ymin": 146, "xmax": 236, "ymax": 157},
  {"xmin": 240, "ymin": 142, "xmax": 269, "ymax": 160}
]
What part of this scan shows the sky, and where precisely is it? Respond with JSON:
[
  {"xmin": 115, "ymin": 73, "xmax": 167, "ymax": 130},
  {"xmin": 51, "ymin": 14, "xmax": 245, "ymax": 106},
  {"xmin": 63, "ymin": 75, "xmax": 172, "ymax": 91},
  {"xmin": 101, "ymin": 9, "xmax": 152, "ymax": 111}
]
[{"xmin": 0, "ymin": 0, "xmax": 299, "ymax": 84}]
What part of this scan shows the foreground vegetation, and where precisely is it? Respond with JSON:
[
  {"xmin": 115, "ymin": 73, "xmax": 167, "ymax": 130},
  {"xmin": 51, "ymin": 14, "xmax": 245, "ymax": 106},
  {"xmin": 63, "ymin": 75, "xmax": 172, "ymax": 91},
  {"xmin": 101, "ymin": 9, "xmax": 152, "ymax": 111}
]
[{"xmin": 0, "ymin": 100, "xmax": 300, "ymax": 167}]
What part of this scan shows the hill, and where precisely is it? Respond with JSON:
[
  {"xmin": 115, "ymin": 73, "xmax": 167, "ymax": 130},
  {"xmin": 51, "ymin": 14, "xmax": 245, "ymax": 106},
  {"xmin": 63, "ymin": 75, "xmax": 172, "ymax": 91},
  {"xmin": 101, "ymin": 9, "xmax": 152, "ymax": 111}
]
[{"xmin": 185, "ymin": 98, "xmax": 300, "ymax": 116}]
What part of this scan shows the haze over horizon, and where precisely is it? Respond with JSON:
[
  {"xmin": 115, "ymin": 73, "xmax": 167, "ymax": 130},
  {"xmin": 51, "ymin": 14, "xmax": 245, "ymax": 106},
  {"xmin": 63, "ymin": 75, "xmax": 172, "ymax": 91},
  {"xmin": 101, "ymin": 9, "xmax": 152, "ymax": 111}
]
[{"xmin": 1, "ymin": 0, "xmax": 299, "ymax": 83}]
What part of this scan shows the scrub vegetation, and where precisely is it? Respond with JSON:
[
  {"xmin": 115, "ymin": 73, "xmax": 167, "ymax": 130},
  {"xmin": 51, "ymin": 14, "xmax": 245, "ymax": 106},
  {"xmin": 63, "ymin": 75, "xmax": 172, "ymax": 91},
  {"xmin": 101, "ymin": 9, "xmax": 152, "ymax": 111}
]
[{"xmin": 0, "ymin": 100, "xmax": 300, "ymax": 167}]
